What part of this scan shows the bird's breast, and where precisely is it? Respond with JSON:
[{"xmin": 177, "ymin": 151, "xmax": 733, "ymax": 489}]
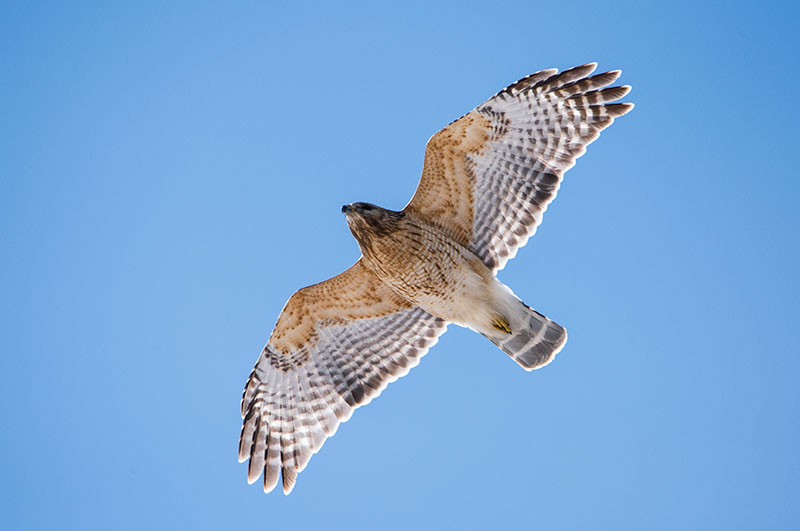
[{"xmin": 360, "ymin": 218, "xmax": 493, "ymax": 323}]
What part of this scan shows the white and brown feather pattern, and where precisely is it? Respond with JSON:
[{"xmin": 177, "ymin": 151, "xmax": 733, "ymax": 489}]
[
  {"xmin": 240, "ymin": 63, "xmax": 632, "ymax": 495},
  {"xmin": 407, "ymin": 63, "xmax": 633, "ymax": 271},
  {"xmin": 239, "ymin": 303, "xmax": 447, "ymax": 494}
]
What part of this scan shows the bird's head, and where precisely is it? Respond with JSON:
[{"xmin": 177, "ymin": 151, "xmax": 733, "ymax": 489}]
[
  {"xmin": 341, "ymin": 201, "xmax": 381, "ymax": 217},
  {"xmin": 341, "ymin": 202, "xmax": 404, "ymax": 245}
]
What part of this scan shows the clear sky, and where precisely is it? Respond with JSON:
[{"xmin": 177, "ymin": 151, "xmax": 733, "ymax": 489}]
[{"xmin": 2, "ymin": 1, "xmax": 799, "ymax": 530}]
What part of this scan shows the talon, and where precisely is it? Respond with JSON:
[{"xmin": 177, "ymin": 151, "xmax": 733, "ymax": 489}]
[{"xmin": 492, "ymin": 315, "xmax": 512, "ymax": 334}]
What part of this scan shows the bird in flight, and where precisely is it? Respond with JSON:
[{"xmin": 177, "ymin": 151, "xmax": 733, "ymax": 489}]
[{"xmin": 239, "ymin": 63, "xmax": 633, "ymax": 494}]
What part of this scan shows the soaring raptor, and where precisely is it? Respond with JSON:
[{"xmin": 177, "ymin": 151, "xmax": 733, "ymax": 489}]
[{"xmin": 239, "ymin": 63, "xmax": 633, "ymax": 494}]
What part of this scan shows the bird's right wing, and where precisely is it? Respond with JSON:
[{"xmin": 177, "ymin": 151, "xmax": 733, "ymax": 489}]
[
  {"xmin": 239, "ymin": 259, "xmax": 448, "ymax": 494},
  {"xmin": 404, "ymin": 63, "xmax": 633, "ymax": 272}
]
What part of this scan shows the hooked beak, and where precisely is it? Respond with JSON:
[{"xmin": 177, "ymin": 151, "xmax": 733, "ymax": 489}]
[{"xmin": 341, "ymin": 204, "xmax": 351, "ymax": 214}]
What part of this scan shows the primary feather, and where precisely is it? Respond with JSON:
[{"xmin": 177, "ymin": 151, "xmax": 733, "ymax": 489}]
[{"xmin": 240, "ymin": 63, "xmax": 633, "ymax": 493}]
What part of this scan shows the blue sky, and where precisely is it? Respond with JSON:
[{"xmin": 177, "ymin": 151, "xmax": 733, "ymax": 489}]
[{"xmin": 2, "ymin": 1, "xmax": 798, "ymax": 529}]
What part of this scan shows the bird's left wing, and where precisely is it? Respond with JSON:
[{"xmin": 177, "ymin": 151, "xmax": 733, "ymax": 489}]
[
  {"xmin": 239, "ymin": 259, "xmax": 447, "ymax": 494},
  {"xmin": 404, "ymin": 63, "xmax": 633, "ymax": 272}
]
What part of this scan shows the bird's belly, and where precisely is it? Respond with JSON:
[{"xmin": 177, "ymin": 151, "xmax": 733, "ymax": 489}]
[
  {"xmin": 409, "ymin": 270, "xmax": 493, "ymax": 328},
  {"xmin": 373, "ymin": 242, "xmax": 494, "ymax": 327}
]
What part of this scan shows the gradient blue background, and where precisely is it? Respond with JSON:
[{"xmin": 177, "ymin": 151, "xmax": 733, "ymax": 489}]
[{"xmin": 2, "ymin": 2, "xmax": 798, "ymax": 529}]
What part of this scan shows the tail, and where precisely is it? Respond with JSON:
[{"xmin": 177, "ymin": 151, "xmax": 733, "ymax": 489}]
[{"xmin": 483, "ymin": 303, "xmax": 567, "ymax": 371}]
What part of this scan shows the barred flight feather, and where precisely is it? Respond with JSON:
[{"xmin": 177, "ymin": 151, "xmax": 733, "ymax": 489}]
[
  {"xmin": 239, "ymin": 271, "xmax": 447, "ymax": 493},
  {"xmin": 240, "ymin": 63, "xmax": 632, "ymax": 494},
  {"xmin": 406, "ymin": 62, "xmax": 633, "ymax": 271}
]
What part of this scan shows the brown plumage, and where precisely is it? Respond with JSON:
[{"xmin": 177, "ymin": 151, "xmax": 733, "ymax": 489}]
[{"xmin": 239, "ymin": 63, "xmax": 633, "ymax": 494}]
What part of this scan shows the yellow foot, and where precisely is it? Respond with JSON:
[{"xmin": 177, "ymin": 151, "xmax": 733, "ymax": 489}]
[{"xmin": 491, "ymin": 315, "xmax": 512, "ymax": 334}]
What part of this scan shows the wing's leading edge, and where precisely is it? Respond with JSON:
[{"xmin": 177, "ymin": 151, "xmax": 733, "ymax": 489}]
[
  {"xmin": 239, "ymin": 260, "xmax": 448, "ymax": 493},
  {"xmin": 405, "ymin": 63, "xmax": 633, "ymax": 271}
]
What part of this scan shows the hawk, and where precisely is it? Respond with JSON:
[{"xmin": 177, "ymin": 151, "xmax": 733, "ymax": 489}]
[{"xmin": 239, "ymin": 63, "xmax": 633, "ymax": 494}]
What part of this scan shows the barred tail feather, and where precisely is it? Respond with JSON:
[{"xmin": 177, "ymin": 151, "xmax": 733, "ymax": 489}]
[{"xmin": 486, "ymin": 304, "xmax": 567, "ymax": 370}]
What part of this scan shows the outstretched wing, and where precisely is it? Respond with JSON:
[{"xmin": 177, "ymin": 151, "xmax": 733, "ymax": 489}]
[
  {"xmin": 239, "ymin": 260, "xmax": 447, "ymax": 494},
  {"xmin": 404, "ymin": 63, "xmax": 633, "ymax": 271}
]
